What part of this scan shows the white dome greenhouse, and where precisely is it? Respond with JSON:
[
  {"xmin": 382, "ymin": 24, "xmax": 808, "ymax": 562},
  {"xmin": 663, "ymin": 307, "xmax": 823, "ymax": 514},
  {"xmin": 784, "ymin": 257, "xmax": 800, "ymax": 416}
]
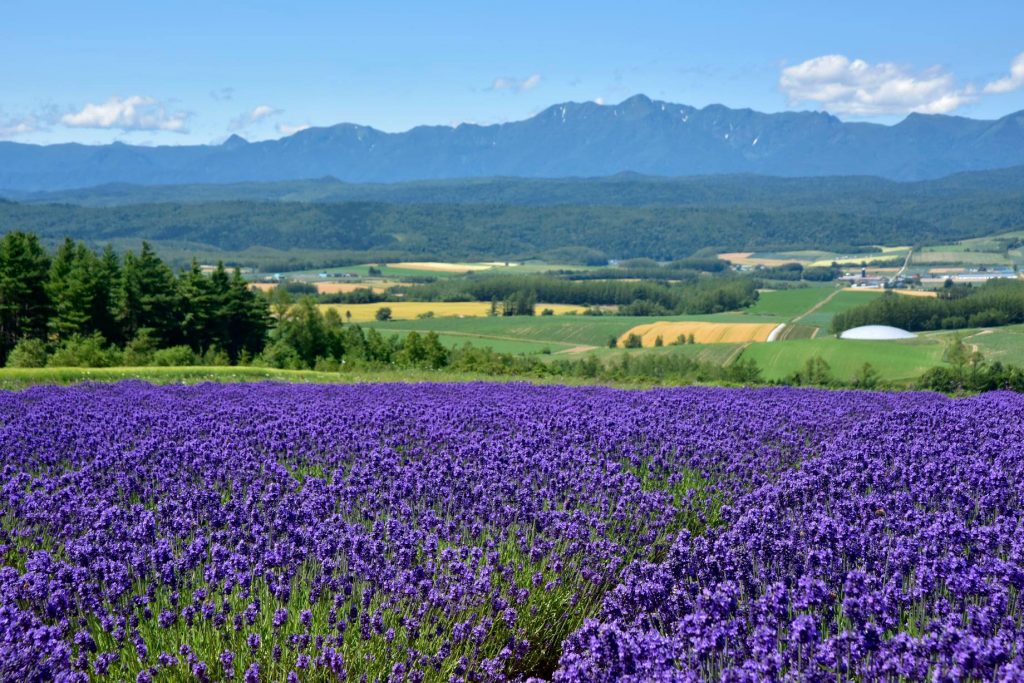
[{"xmin": 839, "ymin": 325, "xmax": 918, "ymax": 340}]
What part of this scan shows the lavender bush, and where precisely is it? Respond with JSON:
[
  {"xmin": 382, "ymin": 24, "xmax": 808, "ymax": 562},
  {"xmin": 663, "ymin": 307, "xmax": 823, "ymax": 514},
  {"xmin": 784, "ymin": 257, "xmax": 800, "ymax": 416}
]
[{"xmin": 0, "ymin": 382, "xmax": 1020, "ymax": 681}]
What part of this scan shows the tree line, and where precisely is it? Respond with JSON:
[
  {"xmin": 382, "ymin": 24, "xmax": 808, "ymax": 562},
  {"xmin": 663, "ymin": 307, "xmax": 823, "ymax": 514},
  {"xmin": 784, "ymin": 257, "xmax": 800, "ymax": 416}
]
[
  {"xmin": 4, "ymin": 196, "xmax": 1019, "ymax": 266},
  {"xmin": 389, "ymin": 274, "xmax": 759, "ymax": 315},
  {"xmin": 831, "ymin": 280, "xmax": 1024, "ymax": 333},
  {"xmin": 0, "ymin": 232, "xmax": 269, "ymax": 366}
]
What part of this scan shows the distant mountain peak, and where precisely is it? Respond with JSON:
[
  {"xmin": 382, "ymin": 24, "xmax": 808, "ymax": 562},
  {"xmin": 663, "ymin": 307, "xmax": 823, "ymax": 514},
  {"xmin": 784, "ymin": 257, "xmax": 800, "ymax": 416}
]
[
  {"xmin": 2, "ymin": 97, "xmax": 1024, "ymax": 191},
  {"xmin": 222, "ymin": 134, "xmax": 249, "ymax": 148}
]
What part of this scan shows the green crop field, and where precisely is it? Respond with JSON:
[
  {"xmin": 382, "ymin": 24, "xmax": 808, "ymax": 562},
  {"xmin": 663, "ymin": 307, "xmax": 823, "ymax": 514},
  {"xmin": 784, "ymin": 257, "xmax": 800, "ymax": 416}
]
[
  {"xmin": 743, "ymin": 287, "xmax": 836, "ymax": 319},
  {"xmin": 364, "ymin": 308, "xmax": 781, "ymax": 351},
  {"xmin": 375, "ymin": 328, "xmax": 570, "ymax": 354},
  {"xmin": 738, "ymin": 336, "xmax": 950, "ymax": 383},
  {"xmin": 913, "ymin": 250, "xmax": 1012, "ymax": 265},
  {"xmin": 797, "ymin": 289, "xmax": 884, "ymax": 329},
  {"xmin": 776, "ymin": 324, "xmax": 819, "ymax": 340},
  {"xmin": 364, "ymin": 315, "xmax": 644, "ymax": 348},
  {"xmin": 968, "ymin": 325, "xmax": 1024, "ymax": 366}
]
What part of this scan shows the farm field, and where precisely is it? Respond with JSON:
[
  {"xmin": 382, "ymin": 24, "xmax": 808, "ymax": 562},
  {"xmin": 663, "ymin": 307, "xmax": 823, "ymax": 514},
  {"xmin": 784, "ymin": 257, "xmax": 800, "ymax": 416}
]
[
  {"xmin": 378, "ymin": 329, "xmax": 569, "ymax": 354},
  {"xmin": 364, "ymin": 315, "xmax": 662, "ymax": 348},
  {"xmin": 314, "ymin": 282, "xmax": 390, "ymax": 294},
  {"xmin": 807, "ymin": 246, "xmax": 910, "ymax": 267},
  {"xmin": 388, "ymin": 261, "xmax": 496, "ymax": 272},
  {"xmin": 618, "ymin": 320, "xmax": 779, "ymax": 346},
  {"xmin": 913, "ymin": 249, "xmax": 1014, "ymax": 265},
  {"xmin": 274, "ymin": 261, "xmax": 595, "ymax": 281},
  {"xmin": 719, "ymin": 247, "xmax": 910, "ymax": 268},
  {"xmin": 319, "ymin": 302, "xmax": 587, "ymax": 322},
  {"xmin": 2, "ymin": 382, "xmax": 1022, "ymax": 680},
  {"xmin": 718, "ymin": 251, "xmax": 794, "ymax": 267},
  {"xmin": 742, "ymin": 286, "xmax": 835, "ymax": 318},
  {"xmin": 795, "ymin": 288, "xmax": 885, "ymax": 328},
  {"xmin": 738, "ymin": 335, "xmax": 949, "ymax": 382},
  {"xmin": 842, "ymin": 287, "xmax": 938, "ymax": 298},
  {"xmin": 967, "ymin": 324, "xmax": 1024, "ymax": 365},
  {"xmin": 358, "ymin": 289, "xmax": 829, "ymax": 352}
]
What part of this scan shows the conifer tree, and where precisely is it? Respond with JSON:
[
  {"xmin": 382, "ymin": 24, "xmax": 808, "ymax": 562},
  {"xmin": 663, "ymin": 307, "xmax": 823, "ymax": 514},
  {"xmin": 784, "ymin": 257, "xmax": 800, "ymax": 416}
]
[{"xmin": 0, "ymin": 231, "xmax": 51, "ymax": 362}]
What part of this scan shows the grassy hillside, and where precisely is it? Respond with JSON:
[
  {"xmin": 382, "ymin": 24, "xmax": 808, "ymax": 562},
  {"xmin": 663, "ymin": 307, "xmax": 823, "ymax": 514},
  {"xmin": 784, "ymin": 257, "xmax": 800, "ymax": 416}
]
[
  {"xmin": 738, "ymin": 336, "xmax": 949, "ymax": 382},
  {"xmin": 742, "ymin": 287, "xmax": 836, "ymax": 318}
]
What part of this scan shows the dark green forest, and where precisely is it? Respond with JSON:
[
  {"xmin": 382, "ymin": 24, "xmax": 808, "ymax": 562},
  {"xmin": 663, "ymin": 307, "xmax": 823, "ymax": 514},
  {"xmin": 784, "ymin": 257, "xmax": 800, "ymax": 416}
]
[
  {"xmin": 1, "ymin": 195, "xmax": 1021, "ymax": 265},
  {"xmin": 831, "ymin": 280, "xmax": 1024, "ymax": 333},
  {"xmin": 8, "ymin": 165, "xmax": 1024, "ymax": 208}
]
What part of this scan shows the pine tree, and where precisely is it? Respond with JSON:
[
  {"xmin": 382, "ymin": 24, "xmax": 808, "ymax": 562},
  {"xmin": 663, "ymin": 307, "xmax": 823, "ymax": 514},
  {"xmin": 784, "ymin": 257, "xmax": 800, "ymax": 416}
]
[
  {"xmin": 120, "ymin": 242, "xmax": 180, "ymax": 345},
  {"xmin": 93, "ymin": 245, "xmax": 123, "ymax": 344},
  {"xmin": 47, "ymin": 239, "xmax": 109, "ymax": 342},
  {"xmin": 0, "ymin": 231, "xmax": 51, "ymax": 363},
  {"xmin": 220, "ymin": 268, "xmax": 270, "ymax": 363}
]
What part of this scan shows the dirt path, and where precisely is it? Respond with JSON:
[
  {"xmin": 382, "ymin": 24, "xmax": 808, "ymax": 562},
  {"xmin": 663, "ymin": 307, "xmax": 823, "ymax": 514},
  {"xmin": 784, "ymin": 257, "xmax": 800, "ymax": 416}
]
[
  {"xmin": 790, "ymin": 288, "xmax": 841, "ymax": 325},
  {"xmin": 554, "ymin": 345, "xmax": 600, "ymax": 355},
  {"xmin": 723, "ymin": 343, "xmax": 751, "ymax": 366},
  {"xmin": 897, "ymin": 248, "xmax": 914, "ymax": 278},
  {"xmin": 963, "ymin": 328, "xmax": 994, "ymax": 353}
]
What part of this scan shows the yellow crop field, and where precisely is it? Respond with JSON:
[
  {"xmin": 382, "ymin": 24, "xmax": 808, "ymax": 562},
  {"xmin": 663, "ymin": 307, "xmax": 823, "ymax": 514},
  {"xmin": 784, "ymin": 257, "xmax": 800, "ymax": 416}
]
[
  {"xmin": 618, "ymin": 321, "xmax": 779, "ymax": 347},
  {"xmin": 319, "ymin": 302, "xmax": 586, "ymax": 322},
  {"xmin": 314, "ymin": 282, "xmax": 388, "ymax": 294},
  {"xmin": 389, "ymin": 261, "xmax": 496, "ymax": 272},
  {"xmin": 249, "ymin": 282, "xmax": 390, "ymax": 294},
  {"xmin": 719, "ymin": 252, "xmax": 794, "ymax": 267},
  {"xmin": 842, "ymin": 288, "xmax": 937, "ymax": 298}
]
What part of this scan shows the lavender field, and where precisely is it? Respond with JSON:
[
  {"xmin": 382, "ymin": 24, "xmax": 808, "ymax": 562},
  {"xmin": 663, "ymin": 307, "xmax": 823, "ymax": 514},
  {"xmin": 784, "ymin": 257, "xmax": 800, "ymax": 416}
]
[{"xmin": 1, "ymin": 382, "xmax": 1022, "ymax": 682}]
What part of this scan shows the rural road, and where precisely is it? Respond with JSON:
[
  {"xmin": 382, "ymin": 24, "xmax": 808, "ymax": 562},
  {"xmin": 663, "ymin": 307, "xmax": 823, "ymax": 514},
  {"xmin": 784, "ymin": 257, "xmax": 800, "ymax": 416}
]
[
  {"xmin": 790, "ymin": 288, "xmax": 841, "ymax": 325},
  {"xmin": 897, "ymin": 248, "xmax": 914, "ymax": 278}
]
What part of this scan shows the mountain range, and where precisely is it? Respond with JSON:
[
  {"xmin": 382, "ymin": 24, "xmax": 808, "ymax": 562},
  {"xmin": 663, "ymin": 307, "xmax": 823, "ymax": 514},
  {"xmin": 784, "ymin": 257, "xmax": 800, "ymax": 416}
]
[{"xmin": 3, "ymin": 95, "xmax": 1024, "ymax": 192}]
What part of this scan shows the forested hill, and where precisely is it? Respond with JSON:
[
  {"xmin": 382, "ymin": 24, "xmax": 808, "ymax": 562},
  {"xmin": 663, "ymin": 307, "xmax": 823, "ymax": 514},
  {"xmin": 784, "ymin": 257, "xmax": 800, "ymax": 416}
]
[
  {"xmin": 2, "ymin": 95, "xmax": 1024, "ymax": 191},
  {"xmin": 6, "ymin": 165, "xmax": 1024, "ymax": 208},
  {"xmin": 1, "ymin": 189, "xmax": 1021, "ymax": 262}
]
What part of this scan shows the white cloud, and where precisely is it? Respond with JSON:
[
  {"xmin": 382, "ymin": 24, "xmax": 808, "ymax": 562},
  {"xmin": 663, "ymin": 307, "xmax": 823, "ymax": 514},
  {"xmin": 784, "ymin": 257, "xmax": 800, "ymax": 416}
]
[
  {"xmin": 277, "ymin": 122, "xmax": 310, "ymax": 136},
  {"xmin": 779, "ymin": 55, "xmax": 976, "ymax": 116},
  {"xmin": 61, "ymin": 96, "xmax": 189, "ymax": 132},
  {"xmin": 250, "ymin": 105, "xmax": 279, "ymax": 122},
  {"xmin": 490, "ymin": 74, "xmax": 541, "ymax": 93},
  {"xmin": 0, "ymin": 113, "xmax": 42, "ymax": 138},
  {"xmin": 594, "ymin": 97, "xmax": 605, "ymax": 105},
  {"xmin": 229, "ymin": 104, "xmax": 282, "ymax": 131},
  {"xmin": 984, "ymin": 52, "xmax": 1024, "ymax": 94}
]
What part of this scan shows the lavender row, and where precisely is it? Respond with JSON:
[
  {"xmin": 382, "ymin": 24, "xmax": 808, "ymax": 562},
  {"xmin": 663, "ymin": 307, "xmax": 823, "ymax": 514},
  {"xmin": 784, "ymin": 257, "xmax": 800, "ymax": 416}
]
[
  {"xmin": 557, "ymin": 391, "xmax": 1024, "ymax": 681},
  {"xmin": 1, "ymin": 381, "xmax": 1014, "ymax": 681}
]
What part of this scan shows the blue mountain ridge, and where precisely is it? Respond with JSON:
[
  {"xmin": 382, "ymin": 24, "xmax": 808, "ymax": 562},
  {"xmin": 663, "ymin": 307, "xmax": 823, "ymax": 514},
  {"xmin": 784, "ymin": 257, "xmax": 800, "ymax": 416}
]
[{"xmin": 1, "ymin": 94, "xmax": 1022, "ymax": 191}]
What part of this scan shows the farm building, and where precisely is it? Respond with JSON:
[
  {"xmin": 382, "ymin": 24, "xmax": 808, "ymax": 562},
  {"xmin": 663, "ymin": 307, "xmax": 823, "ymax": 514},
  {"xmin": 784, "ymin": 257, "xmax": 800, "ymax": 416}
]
[{"xmin": 839, "ymin": 325, "xmax": 917, "ymax": 340}]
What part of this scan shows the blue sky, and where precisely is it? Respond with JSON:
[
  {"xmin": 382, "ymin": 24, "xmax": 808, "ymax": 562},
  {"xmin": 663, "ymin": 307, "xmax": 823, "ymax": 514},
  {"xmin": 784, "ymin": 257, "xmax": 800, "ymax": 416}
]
[{"xmin": 2, "ymin": 0, "xmax": 1023, "ymax": 145}]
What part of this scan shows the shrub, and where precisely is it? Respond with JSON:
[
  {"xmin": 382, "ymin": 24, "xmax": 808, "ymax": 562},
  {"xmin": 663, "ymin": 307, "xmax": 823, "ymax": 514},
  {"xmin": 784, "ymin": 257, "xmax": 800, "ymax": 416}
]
[
  {"xmin": 123, "ymin": 328, "xmax": 158, "ymax": 366},
  {"xmin": 200, "ymin": 347, "xmax": 231, "ymax": 366},
  {"xmin": 48, "ymin": 333, "xmax": 121, "ymax": 368},
  {"xmin": 6, "ymin": 338, "xmax": 49, "ymax": 368},
  {"xmin": 151, "ymin": 345, "xmax": 199, "ymax": 367},
  {"xmin": 254, "ymin": 339, "xmax": 304, "ymax": 370}
]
